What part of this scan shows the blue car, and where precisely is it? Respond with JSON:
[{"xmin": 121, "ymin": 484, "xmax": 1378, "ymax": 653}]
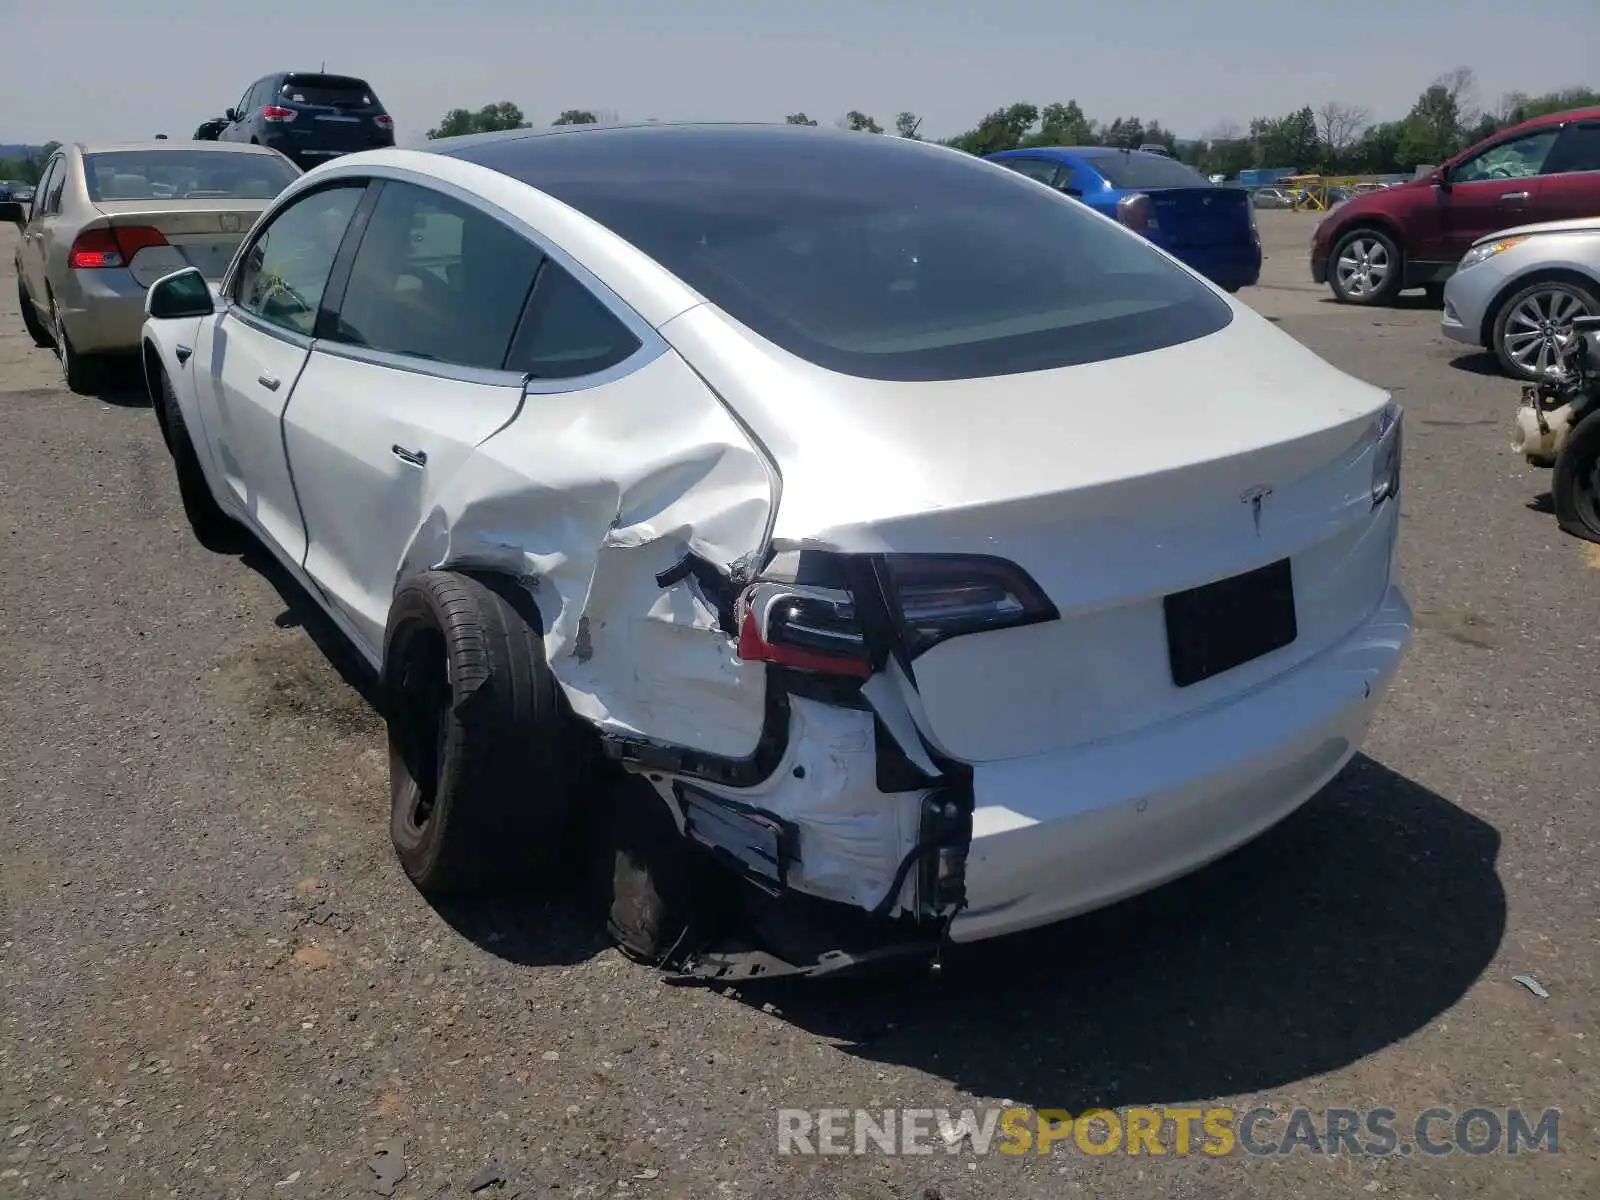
[{"xmin": 985, "ymin": 147, "xmax": 1262, "ymax": 292}]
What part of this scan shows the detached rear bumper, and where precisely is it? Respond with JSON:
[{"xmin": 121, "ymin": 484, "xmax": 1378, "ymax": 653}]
[{"xmin": 950, "ymin": 584, "xmax": 1412, "ymax": 943}]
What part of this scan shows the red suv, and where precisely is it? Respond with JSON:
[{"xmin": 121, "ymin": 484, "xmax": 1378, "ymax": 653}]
[{"xmin": 1311, "ymin": 108, "xmax": 1600, "ymax": 305}]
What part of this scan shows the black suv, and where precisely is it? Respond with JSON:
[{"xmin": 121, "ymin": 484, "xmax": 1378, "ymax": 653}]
[{"xmin": 217, "ymin": 72, "xmax": 394, "ymax": 170}]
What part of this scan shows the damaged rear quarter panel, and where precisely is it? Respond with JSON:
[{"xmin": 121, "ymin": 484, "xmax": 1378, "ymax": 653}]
[{"xmin": 400, "ymin": 349, "xmax": 778, "ymax": 758}]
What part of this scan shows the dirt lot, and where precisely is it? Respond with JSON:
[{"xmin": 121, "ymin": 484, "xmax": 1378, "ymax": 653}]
[{"xmin": 2, "ymin": 212, "xmax": 1596, "ymax": 1199}]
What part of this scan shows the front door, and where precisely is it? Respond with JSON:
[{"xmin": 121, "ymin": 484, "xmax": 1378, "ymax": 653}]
[
  {"xmin": 282, "ymin": 179, "xmax": 544, "ymax": 651},
  {"xmin": 1430, "ymin": 126, "xmax": 1562, "ymax": 263},
  {"xmin": 195, "ymin": 181, "xmax": 367, "ymax": 562}
]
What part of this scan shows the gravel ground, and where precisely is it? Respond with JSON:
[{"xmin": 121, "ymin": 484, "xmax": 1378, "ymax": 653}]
[{"xmin": 1, "ymin": 212, "xmax": 1596, "ymax": 1199}]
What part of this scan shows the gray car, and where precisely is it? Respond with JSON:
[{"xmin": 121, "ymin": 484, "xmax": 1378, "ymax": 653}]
[
  {"xmin": 1, "ymin": 140, "xmax": 300, "ymax": 393},
  {"xmin": 1440, "ymin": 217, "xmax": 1600, "ymax": 380}
]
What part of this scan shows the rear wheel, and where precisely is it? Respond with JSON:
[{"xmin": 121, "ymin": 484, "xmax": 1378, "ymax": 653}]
[
  {"xmin": 1329, "ymin": 228, "xmax": 1402, "ymax": 306},
  {"xmin": 1491, "ymin": 279, "xmax": 1600, "ymax": 381},
  {"xmin": 383, "ymin": 571, "xmax": 580, "ymax": 895},
  {"xmin": 49, "ymin": 297, "xmax": 105, "ymax": 395},
  {"xmin": 17, "ymin": 277, "xmax": 51, "ymax": 347},
  {"xmin": 1552, "ymin": 409, "xmax": 1600, "ymax": 545}
]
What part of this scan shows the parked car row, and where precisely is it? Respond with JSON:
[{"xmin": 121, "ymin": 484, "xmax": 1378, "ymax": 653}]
[
  {"xmin": 124, "ymin": 122, "xmax": 1408, "ymax": 978},
  {"xmin": 1307, "ymin": 105, "xmax": 1600, "ymax": 378}
]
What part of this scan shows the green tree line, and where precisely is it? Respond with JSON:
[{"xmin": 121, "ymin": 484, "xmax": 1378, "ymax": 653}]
[
  {"xmin": 0, "ymin": 140, "xmax": 61, "ymax": 186},
  {"xmin": 426, "ymin": 70, "xmax": 1597, "ymax": 178}
]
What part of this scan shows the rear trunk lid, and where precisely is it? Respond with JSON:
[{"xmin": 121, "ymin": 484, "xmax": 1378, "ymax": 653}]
[
  {"xmin": 92, "ymin": 200, "xmax": 271, "ymax": 285},
  {"xmin": 1144, "ymin": 186, "xmax": 1255, "ymax": 250},
  {"xmin": 663, "ymin": 302, "xmax": 1399, "ymax": 765},
  {"xmin": 275, "ymin": 73, "xmax": 394, "ymax": 153}
]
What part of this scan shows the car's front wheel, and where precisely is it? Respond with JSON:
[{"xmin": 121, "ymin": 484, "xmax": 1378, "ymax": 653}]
[
  {"xmin": 1552, "ymin": 409, "xmax": 1600, "ymax": 545},
  {"xmin": 1329, "ymin": 228, "xmax": 1403, "ymax": 305},
  {"xmin": 154, "ymin": 362, "xmax": 244, "ymax": 551},
  {"xmin": 383, "ymin": 571, "xmax": 580, "ymax": 895},
  {"xmin": 1491, "ymin": 278, "xmax": 1600, "ymax": 381},
  {"xmin": 17, "ymin": 276, "xmax": 51, "ymax": 348}
]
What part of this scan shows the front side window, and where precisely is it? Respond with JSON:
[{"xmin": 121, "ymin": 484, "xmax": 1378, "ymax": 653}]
[
  {"xmin": 487, "ymin": 128, "xmax": 1232, "ymax": 382},
  {"xmin": 1543, "ymin": 123, "xmax": 1600, "ymax": 175},
  {"xmin": 328, "ymin": 180, "xmax": 542, "ymax": 369},
  {"xmin": 233, "ymin": 185, "xmax": 364, "ymax": 335},
  {"xmin": 1450, "ymin": 130, "xmax": 1559, "ymax": 183},
  {"xmin": 84, "ymin": 150, "xmax": 298, "ymax": 202}
]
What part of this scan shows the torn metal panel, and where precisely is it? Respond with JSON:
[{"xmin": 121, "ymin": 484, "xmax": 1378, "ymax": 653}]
[
  {"xmin": 400, "ymin": 350, "xmax": 777, "ymax": 758},
  {"xmin": 683, "ymin": 696, "xmax": 929, "ymax": 916}
]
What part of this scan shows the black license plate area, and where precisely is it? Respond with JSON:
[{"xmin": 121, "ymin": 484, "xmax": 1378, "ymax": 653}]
[{"xmin": 1164, "ymin": 558, "xmax": 1297, "ymax": 688}]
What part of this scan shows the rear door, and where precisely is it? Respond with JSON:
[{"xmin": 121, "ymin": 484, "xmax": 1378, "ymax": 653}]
[
  {"xmin": 283, "ymin": 179, "xmax": 551, "ymax": 649},
  {"xmin": 17, "ymin": 154, "xmax": 60, "ymax": 301},
  {"xmin": 1431, "ymin": 126, "xmax": 1562, "ymax": 261},
  {"xmin": 1535, "ymin": 119, "xmax": 1600, "ymax": 223},
  {"xmin": 196, "ymin": 181, "xmax": 368, "ymax": 562}
]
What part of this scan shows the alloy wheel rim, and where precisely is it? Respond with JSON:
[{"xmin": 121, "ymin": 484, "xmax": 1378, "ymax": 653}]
[
  {"xmin": 1503, "ymin": 289, "xmax": 1590, "ymax": 376},
  {"xmin": 1336, "ymin": 238, "xmax": 1389, "ymax": 297}
]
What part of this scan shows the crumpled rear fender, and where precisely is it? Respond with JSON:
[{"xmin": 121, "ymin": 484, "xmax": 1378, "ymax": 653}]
[{"xmin": 399, "ymin": 349, "xmax": 779, "ymax": 759}]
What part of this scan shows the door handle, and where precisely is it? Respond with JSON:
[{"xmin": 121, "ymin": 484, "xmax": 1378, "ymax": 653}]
[
  {"xmin": 391, "ymin": 445, "xmax": 427, "ymax": 467},
  {"xmin": 257, "ymin": 374, "xmax": 279, "ymax": 390},
  {"xmin": 1501, "ymin": 191, "xmax": 1530, "ymax": 202}
]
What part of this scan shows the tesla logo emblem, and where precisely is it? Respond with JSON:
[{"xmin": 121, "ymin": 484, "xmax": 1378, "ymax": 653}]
[
  {"xmin": 219, "ymin": 214, "xmax": 241, "ymax": 232},
  {"xmin": 1241, "ymin": 484, "xmax": 1272, "ymax": 536}
]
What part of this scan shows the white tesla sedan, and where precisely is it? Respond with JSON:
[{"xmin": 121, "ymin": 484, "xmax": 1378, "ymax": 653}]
[{"xmin": 140, "ymin": 124, "xmax": 1411, "ymax": 979}]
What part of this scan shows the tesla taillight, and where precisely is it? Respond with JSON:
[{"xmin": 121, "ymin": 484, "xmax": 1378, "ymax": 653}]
[
  {"xmin": 260, "ymin": 105, "xmax": 297, "ymax": 122},
  {"xmin": 68, "ymin": 225, "xmax": 167, "ymax": 268},
  {"xmin": 734, "ymin": 555, "xmax": 1059, "ymax": 678},
  {"xmin": 735, "ymin": 583, "xmax": 871, "ymax": 678},
  {"xmin": 882, "ymin": 554, "xmax": 1058, "ymax": 657}
]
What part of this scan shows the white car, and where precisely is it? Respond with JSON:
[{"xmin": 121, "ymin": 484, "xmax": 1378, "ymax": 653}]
[
  {"xmin": 139, "ymin": 124, "xmax": 1412, "ymax": 978},
  {"xmin": 1440, "ymin": 217, "xmax": 1600, "ymax": 380}
]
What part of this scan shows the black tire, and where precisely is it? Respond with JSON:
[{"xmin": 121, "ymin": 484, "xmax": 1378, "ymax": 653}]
[
  {"xmin": 585, "ymin": 774, "xmax": 703, "ymax": 964},
  {"xmin": 48, "ymin": 297, "xmax": 105, "ymax": 395},
  {"xmin": 383, "ymin": 571, "xmax": 579, "ymax": 895},
  {"xmin": 1327, "ymin": 228, "xmax": 1403, "ymax": 306},
  {"xmin": 17, "ymin": 276, "xmax": 51, "ymax": 348},
  {"xmin": 1552, "ymin": 408, "xmax": 1600, "ymax": 545},
  {"xmin": 156, "ymin": 364, "xmax": 244, "ymax": 551},
  {"xmin": 1491, "ymin": 278, "xmax": 1600, "ymax": 382}
]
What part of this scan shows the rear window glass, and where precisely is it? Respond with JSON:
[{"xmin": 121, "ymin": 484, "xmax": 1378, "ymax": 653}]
[
  {"xmin": 462, "ymin": 128, "xmax": 1231, "ymax": 382},
  {"xmin": 1085, "ymin": 153, "xmax": 1213, "ymax": 190},
  {"xmin": 281, "ymin": 75, "xmax": 379, "ymax": 108},
  {"xmin": 84, "ymin": 150, "xmax": 299, "ymax": 201}
]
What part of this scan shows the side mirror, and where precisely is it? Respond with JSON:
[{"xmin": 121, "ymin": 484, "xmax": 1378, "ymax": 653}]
[
  {"xmin": 146, "ymin": 267, "xmax": 215, "ymax": 320},
  {"xmin": 225, "ymin": 108, "xmax": 239, "ymax": 122},
  {"xmin": 0, "ymin": 200, "xmax": 23, "ymax": 225},
  {"xmin": 1431, "ymin": 168, "xmax": 1450, "ymax": 190}
]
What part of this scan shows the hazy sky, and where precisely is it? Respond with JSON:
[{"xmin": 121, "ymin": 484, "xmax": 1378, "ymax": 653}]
[{"xmin": 4, "ymin": 0, "xmax": 1596, "ymax": 145}]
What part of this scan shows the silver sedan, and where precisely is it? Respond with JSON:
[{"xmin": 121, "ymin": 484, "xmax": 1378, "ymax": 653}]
[
  {"xmin": 2, "ymin": 140, "xmax": 300, "ymax": 393},
  {"xmin": 1440, "ymin": 217, "xmax": 1600, "ymax": 381}
]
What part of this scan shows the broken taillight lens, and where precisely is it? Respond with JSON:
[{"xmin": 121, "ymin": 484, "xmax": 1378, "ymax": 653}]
[
  {"xmin": 735, "ymin": 583, "xmax": 871, "ymax": 678},
  {"xmin": 884, "ymin": 554, "xmax": 1058, "ymax": 658}
]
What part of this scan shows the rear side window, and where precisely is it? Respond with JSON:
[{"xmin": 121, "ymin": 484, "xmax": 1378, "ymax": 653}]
[
  {"xmin": 1543, "ymin": 123, "xmax": 1600, "ymax": 175},
  {"xmin": 505, "ymin": 260, "xmax": 642, "ymax": 379},
  {"xmin": 492, "ymin": 129, "xmax": 1231, "ymax": 382},
  {"xmin": 1087, "ymin": 153, "xmax": 1212, "ymax": 189},
  {"xmin": 329, "ymin": 180, "xmax": 541, "ymax": 370},
  {"xmin": 281, "ymin": 74, "xmax": 380, "ymax": 109},
  {"xmin": 84, "ymin": 150, "xmax": 298, "ymax": 201}
]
